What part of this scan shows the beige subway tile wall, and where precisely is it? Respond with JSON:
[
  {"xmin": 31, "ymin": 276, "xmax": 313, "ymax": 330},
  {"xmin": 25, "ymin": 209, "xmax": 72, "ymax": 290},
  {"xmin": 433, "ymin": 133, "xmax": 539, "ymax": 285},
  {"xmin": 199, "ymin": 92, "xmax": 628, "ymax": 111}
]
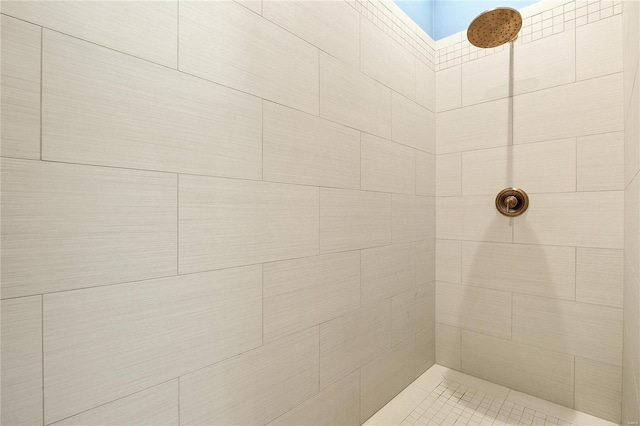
[
  {"xmin": 360, "ymin": 17, "xmax": 416, "ymax": 101},
  {"xmin": 391, "ymin": 91, "xmax": 436, "ymax": 153},
  {"xmin": 437, "ymin": 98, "xmax": 510, "ymax": 154},
  {"xmin": 435, "ymin": 65, "xmax": 461, "ymax": 112},
  {"xmin": 179, "ymin": 1, "xmax": 319, "ymax": 115},
  {"xmin": 435, "ymin": 152, "xmax": 462, "ymax": 196},
  {"xmin": 262, "ymin": 251, "xmax": 361, "ymax": 343},
  {"xmin": 0, "ymin": 2, "xmax": 436, "ymax": 424},
  {"xmin": 267, "ymin": 371, "xmax": 361, "ymax": 426},
  {"xmin": 1, "ymin": 158, "xmax": 178, "ymax": 298},
  {"xmin": 1, "ymin": 1, "xmax": 178, "ymax": 67},
  {"xmin": 1, "ymin": 16, "xmax": 41, "ymax": 160},
  {"xmin": 436, "ymin": 282, "xmax": 512, "ymax": 339},
  {"xmin": 461, "ymin": 49, "xmax": 510, "ymax": 106},
  {"xmin": 391, "ymin": 280, "xmax": 433, "ymax": 346},
  {"xmin": 43, "ymin": 266, "xmax": 263, "ymax": 423},
  {"xmin": 42, "ymin": 30, "xmax": 263, "ymax": 179},
  {"xmin": 262, "ymin": 0, "xmax": 360, "ymax": 67},
  {"xmin": 513, "ymin": 29, "xmax": 576, "ymax": 95},
  {"xmin": 319, "ymin": 51, "xmax": 393, "ymax": 139},
  {"xmin": 1, "ymin": 297, "xmax": 43, "ymax": 426},
  {"xmin": 435, "ymin": 322, "xmax": 461, "ymax": 370},
  {"xmin": 416, "ymin": 61, "xmax": 436, "ymax": 111},
  {"xmin": 179, "ymin": 328, "xmax": 320, "ymax": 426},
  {"xmin": 361, "ymin": 243, "xmax": 416, "ymax": 306},
  {"xmin": 575, "ymin": 357, "xmax": 624, "ymax": 423},
  {"xmin": 416, "ymin": 150, "xmax": 436, "ymax": 196},
  {"xmin": 53, "ymin": 381, "xmax": 179, "ymax": 426},
  {"xmin": 436, "ymin": 8, "xmax": 627, "ymax": 422},
  {"xmin": 263, "ymin": 102, "xmax": 361, "ymax": 189},
  {"xmin": 319, "ymin": 299, "xmax": 392, "ymax": 389},
  {"xmin": 623, "ymin": 1, "xmax": 640, "ymax": 424},
  {"xmin": 461, "ymin": 330, "xmax": 576, "ymax": 408},
  {"xmin": 361, "ymin": 133, "xmax": 416, "ymax": 194},
  {"xmin": 461, "ymin": 138, "xmax": 577, "ymax": 195},
  {"xmin": 320, "ymin": 187, "xmax": 393, "ymax": 253},
  {"xmin": 415, "ymin": 325, "xmax": 436, "ymax": 376},
  {"xmin": 359, "ymin": 336, "xmax": 416, "ymax": 423},
  {"xmin": 577, "ymin": 132, "xmax": 625, "ymax": 191}
]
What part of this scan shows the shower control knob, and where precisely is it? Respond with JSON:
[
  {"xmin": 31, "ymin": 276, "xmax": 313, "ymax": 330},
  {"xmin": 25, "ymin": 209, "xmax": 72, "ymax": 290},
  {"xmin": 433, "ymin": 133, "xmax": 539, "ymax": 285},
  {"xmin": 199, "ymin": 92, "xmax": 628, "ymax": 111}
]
[{"xmin": 496, "ymin": 188, "xmax": 529, "ymax": 217}]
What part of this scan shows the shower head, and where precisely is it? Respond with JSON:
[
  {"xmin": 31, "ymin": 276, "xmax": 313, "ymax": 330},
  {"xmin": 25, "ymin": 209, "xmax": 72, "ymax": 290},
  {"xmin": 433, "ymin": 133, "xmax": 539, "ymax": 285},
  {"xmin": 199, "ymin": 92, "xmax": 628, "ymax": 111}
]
[{"xmin": 467, "ymin": 7, "xmax": 522, "ymax": 49}]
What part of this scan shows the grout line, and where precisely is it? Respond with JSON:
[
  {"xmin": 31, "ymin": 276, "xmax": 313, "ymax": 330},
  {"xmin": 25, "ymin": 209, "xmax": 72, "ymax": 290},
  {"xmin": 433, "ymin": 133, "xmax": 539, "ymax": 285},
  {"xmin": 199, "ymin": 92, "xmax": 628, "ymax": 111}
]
[
  {"xmin": 261, "ymin": 264, "xmax": 264, "ymax": 346},
  {"xmin": 574, "ymin": 23, "xmax": 577, "ymax": 82},
  {"xmin": 358, "ymin": 368, "xmax": 362, "ymax": 424},
  {"xmin": 40, "ymin": 26, "xmax": 43, "ymax": 161},
  {"xmin": 317, "ymin": 187, "xmax": 320, "ymax": 255},
  {"xmin": 459, "ymin": 60, "xmax": 462, "ymax": 107},
  {"xmin": 575, "ymin": 138, "xmax": 578, "ymax": 192},
  {"xmin": 317, "ymin": 48, "xmax": 321, "ymax": 118},
  {"xmin": 574, "ymin": 247, "xmax": 578, "ymax": 302},
  {"xmin": 177, "ymin": 378, "xmax": 180, "ymax": 426},
  {"xmin": 390, "ymin": 86, "xmax": 394, "ymax": 141},
  {"xmin": 459, "ymin": 152, "xmax": 463, "ymax": 196},
  {"xmin": 414, "ymin": 150, "xmax": 418, "ymax": 195},
  {"xmin": 459, "ymin": 240, "xmax": 463, "ymax": 291},
  {"xmin": 511, "ymin": 209, "xmax": 515, "ymax": 243},
  {"xmin": 359, "ymin": 132, "xmax": 363, "ymax": 191},
  {"xmin": 177, "ymin": 174, "xmax": 179, "ymax": 275},
  {"xmin": 317, "ymin": 326, "xmax": 320, "ymax": 390},
  {"xmin": 571, "ymin": 355, "xmax": 576, "ymax": 408},
  {"xmin": 176, "ymin": 0, "xmax": 179, "ymax": 69},
  {"xmin": 359, "ymin": 249, "xmax": 363, "ymax": 308},
  {"xmin": 261, "ymin": 99, "xmax": 264, "ymax": 181},
  {"xmin": 626, "ymin": 168, "xmax": 640, "ymax": 193},
  {"xmin": 41, "ymin": 295, "xmax": 44, "ymax": 426},
  {"xmin": 510, "ymin": 292, "xmax": 514, "ymax": 340},
  {"xmin": 459, "ymin": 323, "xmax": 462, "ymax": 368}
]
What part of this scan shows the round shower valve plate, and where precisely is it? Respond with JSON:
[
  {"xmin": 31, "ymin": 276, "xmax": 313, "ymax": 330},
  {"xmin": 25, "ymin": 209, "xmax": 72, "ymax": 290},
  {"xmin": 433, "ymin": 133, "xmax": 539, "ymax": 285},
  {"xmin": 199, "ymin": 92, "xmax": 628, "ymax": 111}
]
[{"xmin": 495, "ymin": 188, "xmax": 529, "ymax": 217}]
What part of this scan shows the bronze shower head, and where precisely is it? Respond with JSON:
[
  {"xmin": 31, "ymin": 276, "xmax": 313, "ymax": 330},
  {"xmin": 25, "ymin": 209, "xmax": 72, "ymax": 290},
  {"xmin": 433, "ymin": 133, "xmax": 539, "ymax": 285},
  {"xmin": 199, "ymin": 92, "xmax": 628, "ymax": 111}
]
[{"xmin": 467, "ymin": 7, "xmax": 522, "ymax": 48}]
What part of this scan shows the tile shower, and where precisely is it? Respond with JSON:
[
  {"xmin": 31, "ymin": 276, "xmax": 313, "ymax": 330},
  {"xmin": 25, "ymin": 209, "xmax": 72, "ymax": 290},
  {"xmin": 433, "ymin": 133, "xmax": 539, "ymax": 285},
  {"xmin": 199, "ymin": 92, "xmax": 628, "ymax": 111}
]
[{"xmin": 0, "ymin": 1, "xmax": 637, "ymax": 426}]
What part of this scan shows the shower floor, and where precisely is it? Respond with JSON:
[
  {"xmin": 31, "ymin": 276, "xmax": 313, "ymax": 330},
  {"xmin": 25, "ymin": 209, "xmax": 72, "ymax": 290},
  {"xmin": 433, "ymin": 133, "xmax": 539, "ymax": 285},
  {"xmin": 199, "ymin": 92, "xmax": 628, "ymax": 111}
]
[{"xmin": 364, "ymin": 365, "xmax": 616, "ymax": 426}]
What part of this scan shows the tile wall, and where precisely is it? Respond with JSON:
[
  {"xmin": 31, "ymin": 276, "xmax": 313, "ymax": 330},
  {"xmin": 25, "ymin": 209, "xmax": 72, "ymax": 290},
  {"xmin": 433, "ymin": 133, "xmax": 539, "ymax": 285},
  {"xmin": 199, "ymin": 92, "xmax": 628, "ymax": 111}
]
[
  {"xmin": 622, "ymin": 1, "xmax": 640, "ymax": 425},
  {"xmin": 2, "ymin": 0, "xmax": 634, "ymax": 424},
  {"xmin": 434, "ymin": 1, "xmax": 626, "ymax": 423},
  {"xmin": 0, "ymin": 1, "xmax": 436, "ymax": 424}
]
